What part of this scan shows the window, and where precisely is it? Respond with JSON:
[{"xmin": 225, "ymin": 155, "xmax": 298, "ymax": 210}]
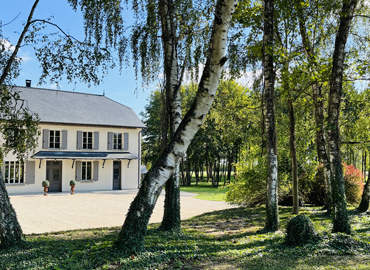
[
  {"xmin": 108, "ymin": 132, "xmax": 129, "ymax": 150},
  {"xmin": 49, "ymin": 130, "xmax": 61, "ymax": 149},
  {"xmin": 43, "ymin": 129, "xmax": 67, "ymax": 149},
  {"xmin": 83, "ymin": 132, "xmax": 93, "ymax": 149},
  {"xmin": 4, "ymin": 161, "xmax": 24, "ymax": 184},
  {"xmin": 113, "ymin": 133, "xmax": 122, "ymax": 149},
  {"xmin": 81, "ymin": 161, "xmax": 92, "ymax": 180}
]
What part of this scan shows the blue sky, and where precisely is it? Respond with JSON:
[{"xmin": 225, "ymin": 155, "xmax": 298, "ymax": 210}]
[{"xmin": 1, "ymin": 0, "xmax": 154, "ymax": 116}]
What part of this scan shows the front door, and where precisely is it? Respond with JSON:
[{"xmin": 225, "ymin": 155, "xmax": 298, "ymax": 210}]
[
  {"xmin": 113, "ymin": 161, "xmax": 121, "ymax": 190},
  {"xmin": 46, "ymin": 161, "xmax": 62, "ymax": 192}
]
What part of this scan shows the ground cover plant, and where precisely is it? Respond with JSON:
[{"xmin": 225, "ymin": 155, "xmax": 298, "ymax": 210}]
[{"xmin": 2, "ymin": 206, "xmax": 370, "ymax": 269}]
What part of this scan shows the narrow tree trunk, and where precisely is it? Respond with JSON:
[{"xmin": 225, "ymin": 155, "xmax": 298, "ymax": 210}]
[
  {"xmin": 116, "ymin": 0, "xmax": 237, "ymax": 253},
  {"xmin": 294, "ymin": 0, "xmax": 332, "ymax": 214},
  {"xmin": 327, "ymin": 0, "xmax": 357, "ymax": 234},
  {"xmin": 0, "ymin": 172, "xmax": 24, "ymax": 249},
  {"xmin": 158, "ymin": 0, "xmax": 182, "ymax": 232},
  {"xmin": 287, "ymin": 98, "xmax": 299, "ymax": 214},
  {"xmin": 195, "ymin": 164, "xmax": 200, "ymax": 185},
  {"xmin": 263, "ymin": 0, "xmax": 279, "ymax": 232},
  {"xmin": 358, "ymin": 165, "xmax": 370, "ymax": 213}
]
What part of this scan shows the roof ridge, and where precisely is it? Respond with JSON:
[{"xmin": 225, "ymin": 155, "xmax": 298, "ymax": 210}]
[{"xmin": 14, "ymin": 85, "xmax": 104, "ymax": 97}]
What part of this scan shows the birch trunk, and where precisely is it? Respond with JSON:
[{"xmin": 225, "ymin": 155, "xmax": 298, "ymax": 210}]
[
  {"xmin": 328, "ymin": 0, "xmax": 357, "ymax": 234},
  {"xmin": 116, "ymin": 0, "xmax": 238, "ymax": 253},
  {"xmin": 0, "ymin": 172, "xmax": 24, "ymax": 248},
  {"xmin": 158, "ymin": 0, "xmax": 182, "ymax": 232},
  {"xmin": 263, "ymin": 0, "xmax": 279, "ymax": 232},
  {"xmin": 294, "ymin": 1, "xmax": 332, "ymax": 214}
]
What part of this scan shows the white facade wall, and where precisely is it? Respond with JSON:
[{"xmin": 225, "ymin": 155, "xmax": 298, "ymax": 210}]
[{"xmin": 5, "ymin": 123, "xmax": 142, "ymax": 194}]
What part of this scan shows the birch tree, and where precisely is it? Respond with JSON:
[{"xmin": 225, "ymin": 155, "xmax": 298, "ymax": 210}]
[
  {"xmin": 328, "ymin": 0, "xmax": 358, "ymax": 234},
  {"xmin": 263, "ymin": 0, "xmax": 279, "ymax": 231},
  {"xmin": 116, "ymin": 0, "xmax": 238, "ymax": 253}
]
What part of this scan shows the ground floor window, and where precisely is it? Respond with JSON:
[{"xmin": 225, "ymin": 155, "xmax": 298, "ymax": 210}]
[
  {"xmin": 81, "ymin": 161, "xmax": 92, "ymax": 180},
  {"xmin": 4, "ymin": 161, "xmax": 24, "ymax": 184}
]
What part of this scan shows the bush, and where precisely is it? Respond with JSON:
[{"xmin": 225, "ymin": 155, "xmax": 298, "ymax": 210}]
[
  {"xmin": 300, "ymin": 163, "xmax": 364, "ymax": 206},
  {"xmin": 285, "ymin": 214, "xmax": 321, "ymax": 246},
  {"xmin": 226, "ymin": 158, "xmax": 291, "ymax": 207},
  {"xmin": 42, "ymin": 180, "xmax": 50, "ymax": 187},
  {"xmin": 343, "ymin": 164, "xmax": 364, "ymax": 205}
]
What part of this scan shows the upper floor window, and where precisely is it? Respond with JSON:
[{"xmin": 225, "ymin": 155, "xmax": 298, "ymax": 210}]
[
  {"xmin": 77, "ymin": 131, "xmax": 99, "ymax": 150},
  {"xmin": 43, "ymin": 129, "xmax": 67, "ymax": 149},
  {"xmin": 49, "ymin": 130, "xmax": 61, "ymax": 149},
  {"xmin": 83, "ymin": 132, "xmax": 93, "ymax": 149},
  {"xmin": 108, "ymin": 132, "xmax": 129, "ymax": 150},
  {"xmin": 113, "ymin": 133, "xmax": 122, "ymax": 149},
  {"xmin": 4, "ymin": 161, "xmax": 24, "ymax": 184}
]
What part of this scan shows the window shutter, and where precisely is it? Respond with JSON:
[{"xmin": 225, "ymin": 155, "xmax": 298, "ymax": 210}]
[
  {"xmin": 77, "ymin": 131, "xmax": 83, "ymax": 150},
  {"xmin": 42, "ymin": 129, "xmax": 49, "ymax": 149},
  {"xmin": 124, "ymin": 132, "xmax": 129, "ymax": 151},
  {"xmin": 93, "ymin": 161, "xmax": 99, "ymax": 181},
  {"xmin": 62, "ymin": 130, "xmax": 68, "ymax": 149},
  {"xmin": 94, "ymin": 131, "xmax": 99, "ymax": 150},
  {"xmin": 107, "ymin": 132, "xmax": 113, "ymax": 150},
  {"xmin": 25, "ymin": 161, "xmax": 35, "ymax": 184},
  {"xmin": 76, "ymin": 161, "xmax": 82, "ymax": 181}
]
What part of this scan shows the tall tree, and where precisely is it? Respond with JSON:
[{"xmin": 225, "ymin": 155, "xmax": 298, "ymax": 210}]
[
  {"xmin": 0, "ymin": 0, "xmax": 125, "ymax": 248},
  {"xmin": 328, "ymin": 0, "xmax": 358, "ymax": 234},
  {"xmin": 263, "ymin": 0, "xmax": 278, "ymax": 231},
  {"xmin": 116, "ymin": 0, "xmax": 238, "ymax": 253},
  {"xmin": 294, "ymin": 0, "xmax": 333, "ymax": 214}
]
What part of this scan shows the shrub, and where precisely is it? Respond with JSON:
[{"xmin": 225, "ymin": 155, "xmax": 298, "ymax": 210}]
[
  {"xmin": 70, "ymin": 180, "xmax": 77, "ymax": 186},
  {"xmin": 42, "ymin": 180, "xmax": 50, "ymax": 187},
  {"xmin": 343, "ymin": 164, "xmax": 364, "ymax": 205},
  {"xmin": 226, "ymin": 159, "xmax": 291, "ymax": 207},
  {"xmin": 299, "ymin": 163, "xmax": 364, "ymax": 206},
  {"xmin": 285, "ymin": 214, "xmax": 321, "ymax": 246}
]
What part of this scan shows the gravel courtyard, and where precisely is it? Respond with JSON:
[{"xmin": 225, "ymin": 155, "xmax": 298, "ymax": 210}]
[{"xmin": 9, "ymin": 190, "xmax": 234, "ymax": 234}]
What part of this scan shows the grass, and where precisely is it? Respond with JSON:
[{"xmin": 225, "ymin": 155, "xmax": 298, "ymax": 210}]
[
  {"xmin": 179, "ymin": 177, "xmax": 231, "ymax": 201},
  {"xmin": 2, "ymin": 206, "xmax": 370, "ymax": 269}
]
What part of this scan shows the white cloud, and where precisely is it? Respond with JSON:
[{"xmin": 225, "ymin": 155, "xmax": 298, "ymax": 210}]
[{"xmin": 0, "ymin": 39, "xmax": 15, "ymax": 52}]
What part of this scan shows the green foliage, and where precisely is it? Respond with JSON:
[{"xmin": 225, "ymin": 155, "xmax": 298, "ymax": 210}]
[
  {"xmin": 299, "ymin": 163, "xmax": 364, "ymax": 206},
  {"xmin": 285, "ymin": 214, "xmax": 321, "ymax": 246},
  {"xmin": 69, "ymin": 180, "xmax": 77, "ymax": 186},
  {"xmin": 42, "ymin": 180, "xmax": 50, "ymax": 187},
  {"xmin": 343, "ymin": 164, "xmax": 364, "ymax": 206}
]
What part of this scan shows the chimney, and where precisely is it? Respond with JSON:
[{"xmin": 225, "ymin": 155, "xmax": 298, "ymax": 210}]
[{"xmin": 25, "ymin": 80, "xmax": 31, "ymax": 87}]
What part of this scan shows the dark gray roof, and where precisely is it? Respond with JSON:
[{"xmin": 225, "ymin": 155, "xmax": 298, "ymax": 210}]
[{"xmin": 13, "ymin": 86, "xmax": 145, "ymax": 128}]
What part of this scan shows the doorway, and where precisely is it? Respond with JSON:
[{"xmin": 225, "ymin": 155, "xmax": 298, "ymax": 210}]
[
  {"xmin": 113, "ymin": 161, "xmax": 121, "ymax": 190},
  {"xmin": 46, "ymin": 161, "xmax": 62, "ymax": 192}
]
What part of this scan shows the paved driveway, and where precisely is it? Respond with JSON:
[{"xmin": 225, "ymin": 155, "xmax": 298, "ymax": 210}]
[{"xmin": 9, "ymin": 190, "xmax": 234, "ymax": 234}]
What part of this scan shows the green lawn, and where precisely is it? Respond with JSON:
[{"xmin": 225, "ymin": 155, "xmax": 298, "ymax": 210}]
[
  {"xmin": 2, "ymin": 206, "xmax": 370, "ymax": 269},
  {"xmin": 180, "ymin": 182, "xmax": 228, "ymax": 201}
]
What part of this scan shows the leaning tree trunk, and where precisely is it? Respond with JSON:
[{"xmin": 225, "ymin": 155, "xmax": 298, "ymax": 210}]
[
  {"xmin": 0, "ymin": 172, "xmax": 24, "ymax": 249},
  {"xmin": 294, "ymin": 0, "xmax": 332, "ymax": 214},
  {"xmin": 327, "ymin": 0, "xmax": 357, "ymax": 234},
  {"xmin": 116, "ymin": 0, "xmax": 238, "ymax": 254},
  {"xmin": 358, "ymin": 165, "xmax": 370, "ymax": 213},
  {"xmin": 158, "ymin": 0, "xmax": 183, "ymax": 232},
  {"xmin": 263, "ymin": 0, "xmax": 279, "ymax": 232}
]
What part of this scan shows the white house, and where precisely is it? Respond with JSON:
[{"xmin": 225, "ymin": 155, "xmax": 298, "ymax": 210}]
[{"xmin": 3, "ymin": 83, "xmax": 145, "ymax": 194}]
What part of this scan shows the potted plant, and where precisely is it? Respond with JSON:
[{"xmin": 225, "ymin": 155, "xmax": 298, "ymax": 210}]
[
  {"xmin": 42, "ymin": 180, "xmax": 50, "ymax": 196},
  {"xmin": 70, "ymin": 180, "xmax": 77, "ymax": 195}
]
